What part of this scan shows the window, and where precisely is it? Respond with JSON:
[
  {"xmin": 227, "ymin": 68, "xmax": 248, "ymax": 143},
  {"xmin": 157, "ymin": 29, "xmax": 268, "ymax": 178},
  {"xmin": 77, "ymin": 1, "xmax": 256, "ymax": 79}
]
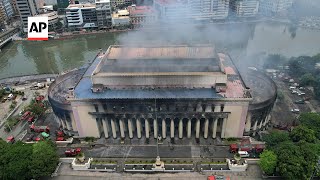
[{"xmin": 220, "ymin": 104, "xmax": 224, "ymax": 112}]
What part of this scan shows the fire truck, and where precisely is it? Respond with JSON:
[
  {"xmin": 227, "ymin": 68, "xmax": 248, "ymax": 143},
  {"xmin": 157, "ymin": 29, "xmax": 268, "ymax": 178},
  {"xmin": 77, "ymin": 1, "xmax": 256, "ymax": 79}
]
[
  {"xmin": 65, "ymin": 148, "xmax": 81, "ymax": 157},
  {"xmin": 229, "ymin": 137, "xmax": 265, "ymax": 153},
  {"xmin": 30, "ymin": 124, "xmax": 50, "ymax": 133}
]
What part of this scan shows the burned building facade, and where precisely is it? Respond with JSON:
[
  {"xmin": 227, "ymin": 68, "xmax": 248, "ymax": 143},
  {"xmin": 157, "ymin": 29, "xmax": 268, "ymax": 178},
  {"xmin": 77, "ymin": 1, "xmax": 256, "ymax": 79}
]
[{"xmin": 48, "ymin": 45, "xmax": 276, "ymax": 141}]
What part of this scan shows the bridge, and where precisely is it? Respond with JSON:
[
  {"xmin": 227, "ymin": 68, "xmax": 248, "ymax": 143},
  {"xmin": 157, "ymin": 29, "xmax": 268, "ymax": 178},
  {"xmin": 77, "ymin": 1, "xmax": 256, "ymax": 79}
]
[{"xmin": 0, "ymin": 28, "xmax": 19, "ymax": 51}]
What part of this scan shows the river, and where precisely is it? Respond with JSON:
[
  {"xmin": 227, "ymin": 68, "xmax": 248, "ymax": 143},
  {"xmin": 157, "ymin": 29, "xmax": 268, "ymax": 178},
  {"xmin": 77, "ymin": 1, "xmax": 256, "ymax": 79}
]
[{"xmin": 0, "ymin": 21, "xmax": 320, "ymax": 79}]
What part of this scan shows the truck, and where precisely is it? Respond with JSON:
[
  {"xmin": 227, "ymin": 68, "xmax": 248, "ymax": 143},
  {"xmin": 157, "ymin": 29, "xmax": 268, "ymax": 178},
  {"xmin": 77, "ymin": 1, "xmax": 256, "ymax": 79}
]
[
  {"xmin": 65, "ymin": 148, "xmax": 81, "ymax": 157},
  {"xmin": 6, "ymin": 136, "xmax": 15, "ymax": 143},
  {"xmin": 229, "ymin": 137, "xmax": 265, "ymax": 153},
  {"xmin": 20, "ymin": 111, "xmax": 31, "ymax": 121},
  {"xmin": 35, "ymin": 95, "xmax": 45, "ymax": 102},
  {"xmin": 30, "ymin": 124, "xmax": 50, "ymax": 133}
]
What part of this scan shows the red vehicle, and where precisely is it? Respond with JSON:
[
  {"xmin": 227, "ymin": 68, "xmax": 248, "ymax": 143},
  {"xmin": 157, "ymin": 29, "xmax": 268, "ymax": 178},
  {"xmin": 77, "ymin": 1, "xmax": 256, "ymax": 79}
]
[
  {"xmin": 56, "ymin": 130, "xmax": 64, "ymax": 137},
  {"xmin": 36, "ymin": 95, "xmax": 45, "ymax": 102},
  {"xmin": 6, "ymin": 136, "xmax": 15, "ymax": 143},
  {"xmin": 27, "ymin": 116, "xmax": 35, "ymax": 123},
  {"xmin": 20, "ymin": 111, "xmax": 31, "ymax": 120},
  {"xmin": 229, "ymin": 137, "xmax": 265, "ymax": 153},
  {"xmin": 65, "ymin": 148, "xmax": 81, "ymax": 157},
  {"xmin": 56, "ymin": 137, "xmax": 65, "ymax": 141},
  {"xmin": 30, "ymin": 124, "xmax": 50, "ymax": 133}
]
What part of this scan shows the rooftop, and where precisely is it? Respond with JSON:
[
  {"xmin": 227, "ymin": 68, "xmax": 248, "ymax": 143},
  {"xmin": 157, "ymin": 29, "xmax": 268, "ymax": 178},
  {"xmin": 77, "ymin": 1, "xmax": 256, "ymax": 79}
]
[
  {"xmin": 127, "ymin": 6, "xmax": 156, "ymax": 15},
  {"xmin": 67, "ymin": 4, "xmax": 95, "ymax": 9}
]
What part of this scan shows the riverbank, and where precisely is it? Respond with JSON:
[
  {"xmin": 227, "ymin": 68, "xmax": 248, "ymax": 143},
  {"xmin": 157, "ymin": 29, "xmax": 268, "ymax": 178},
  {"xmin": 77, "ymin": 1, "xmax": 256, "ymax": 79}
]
[{"xmin": 0, "ymin": 74, "xmax": 58, "ymax": 85}]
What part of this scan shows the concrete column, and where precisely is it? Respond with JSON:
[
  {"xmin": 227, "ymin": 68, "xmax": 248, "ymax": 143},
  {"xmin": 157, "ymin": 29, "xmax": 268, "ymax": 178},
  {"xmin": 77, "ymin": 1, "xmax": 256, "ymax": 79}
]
[
  {"xmin": 102, "ymin": 119, "xmax": 109, "ymax": 138},
  {"xmin": 212, "ymin": 118, "xmax": 217, "ymax": 139},
  {"xmin": 65, "ymin": 119, "xmax": 72, "ymax": 131},
  {"xmin": 136, "ymin": 119, "xmax": 142, "ymax": 139},
  {"xmin": 153, "ymin": 119, "xmax": 158, "ymax": 138},
  {"xmin": 170, "ymin": 119, "xmax": 174, "ymax": 138},
  {"xmin": 204, "ymin": 118, "xmax": 209, "ymax": 139},
  {"xmin": 221, "ymin": 118, "xmax": 227, "ymax": 138},
  {"xmin": 111, "ymin": 119, "xmax": 117, "ymax": 139},
  {"xmin": 259, "ymin": 120, "xmax": 263, "ymax": 129},
  {"xmin": 162, "ymin": 119, "xmax": 166, "ymax": 138},
  {"xmin": 145, "ymin": 119, "xmax": 150, "ymax": 139},
  {"xmin": 253, "ymin": 121, "xmax": 258, "ymax": 136},
  {"xmin": 195, "ymin": 119, "xmax": 200, "ymax": 139},
  {"xmin": 178, "ymin": 119, "xmax": 183, "ymax": 139},
  {"xmin": 119, "ymin": 119, "xmax": 125, "ymax": 138},
  {"xmin": 187, "ymin": 119, "xmax": 191, "ymax": 138},
  {"xmin": 60, "ymin": 119, "xmax": 66, "ymax": 129},
  {"xmin": 245, "ymin": 113, "xmax": 252, "ymax": 132},
  {"xmin": 128, "ymin": 119, "xmax": 133, "ymax": 139}
]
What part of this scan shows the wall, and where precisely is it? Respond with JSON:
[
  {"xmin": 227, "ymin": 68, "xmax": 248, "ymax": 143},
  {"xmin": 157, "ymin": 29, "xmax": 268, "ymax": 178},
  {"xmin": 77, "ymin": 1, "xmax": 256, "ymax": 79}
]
[{"xmin": 224, "ymin": 103, "xmax": 249, "ymax": 138}]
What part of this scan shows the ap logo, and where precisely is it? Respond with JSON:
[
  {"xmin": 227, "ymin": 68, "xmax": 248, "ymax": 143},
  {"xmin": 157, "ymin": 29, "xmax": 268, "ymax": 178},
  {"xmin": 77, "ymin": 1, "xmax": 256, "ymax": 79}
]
[{"xmin": 28, "ymin": 17, "xmax": 48, "ymax": 40}]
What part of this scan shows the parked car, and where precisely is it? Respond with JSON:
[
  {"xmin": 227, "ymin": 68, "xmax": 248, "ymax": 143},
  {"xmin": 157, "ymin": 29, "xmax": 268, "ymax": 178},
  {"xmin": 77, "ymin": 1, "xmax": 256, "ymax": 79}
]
[
  {"xmin": 65, "ymin": 148, "xmax": 81, "ymax": 157},
  {"xmin": 6, "ymin": 136, "xmax": 15, "ymax": 143},
  {"xmin": 26, "ymin": 134, "xmax": 35, "ymax": 142},
  {"xmin": 22, "ymin": 96, "xmax": 27, "ymax": 101},
  {"xmin": 295, "ymin": 100, "xmax": 305, "ymax": 104},
  {"xmin": 291, "ymin": 108, "xmax": 300, "ymax": 113}
]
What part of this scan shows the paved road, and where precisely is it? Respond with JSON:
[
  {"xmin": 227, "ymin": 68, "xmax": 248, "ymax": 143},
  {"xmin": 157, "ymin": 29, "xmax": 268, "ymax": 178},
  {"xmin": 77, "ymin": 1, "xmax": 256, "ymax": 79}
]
[{"xmin": 58, "ymin": 145, "xmax": 231, "ymax": 158}]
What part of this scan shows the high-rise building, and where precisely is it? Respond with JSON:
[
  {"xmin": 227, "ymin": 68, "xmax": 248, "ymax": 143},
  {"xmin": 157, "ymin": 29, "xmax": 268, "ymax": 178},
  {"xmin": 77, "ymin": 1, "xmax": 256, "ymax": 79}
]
[
  {"xmin": 110, "ymin": 0, "xmax": 132, "ymax": 8},
  {"xmin": 11, "ymin": 0, "xmax": 20, "ymax": 16},
  {"xmin": 229, "ymin": 0, "xmax": 259, "ymax": 17},
  {"xmin": 259, "ymin": 0, "xmax": 293, "ymax": 16},
  {"xmin": 0, "ymin": 0, "xmax": 14, "ymax": 19},
  {"xmin": 95, "ymin": 0, "xmax": 112, "ymax": 29},
  {"xmin": 127, "ymin": 5, "xmax": 156, "ymax": 28},
  {"xmin": 189, "ymin": 0, "xmax": 230, "ymax": 20},
  {"xmin": 153, "ymin": 0, "xmax": 230, "ymax": 22},
  {"xmin": 16, "ymin": 0, "xmax": 38, "ymax": 32},
  {"xmin": 66, "ymin": 4, "xmax": 97, "ymax": 29}
]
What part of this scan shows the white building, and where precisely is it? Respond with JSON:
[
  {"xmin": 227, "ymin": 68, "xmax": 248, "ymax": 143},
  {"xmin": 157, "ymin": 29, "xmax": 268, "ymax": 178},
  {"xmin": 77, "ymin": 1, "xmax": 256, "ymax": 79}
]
[
  {"xmin": 259, "ymin": 0, "xmax": 293, "ymax": 16},
  {"xmin": 189, "ymin": 0, "xmax": 230, "ymax": 20},
  {"xmin": 230, "ymin": 0, "xmax": 259, "ymax": 17},
  {"xmin": 95, "ymin": 0, "xmax": 112, "ymax": 28},
  {"xmin": 66, "ymin": 4, "xmax": 97, "ymax": 29},
  {"xmin": 154, "ymin": 0, "xmax": 230, "ymax": 22},
  {"xmin": 111, "ymin": 9, "xmax": 130, "ymax": 27}
]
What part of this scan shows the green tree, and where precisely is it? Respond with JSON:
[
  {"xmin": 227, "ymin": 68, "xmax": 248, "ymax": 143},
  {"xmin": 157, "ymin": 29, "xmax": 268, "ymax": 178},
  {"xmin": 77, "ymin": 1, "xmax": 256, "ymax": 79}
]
[
  {"xmin": 275, "ymin": 141, "xmax": 307, "ymax": 180},
  {"xmin": 300, "ymin": 73, "xmax": 316, "ymax": 86},
  {"xmin": 262, "ymin": 130, "xmax": 290, "ymax": 148},
  {"xmin": 259, "ymin": 150, "xmax": 277, "ymax": 175},
  {"xmin": 28, "ymin": 103, "xmax": 45, "ymax": 116},
  {"xmin": 30, "ymin": 141, "xmax": 59, "ymax": 179},
  {"xmin": 0, "ymin": 141, "xmax": 33, "ymax": 180},
  {"xmin": 299, "ymin": 113, "xmax": 320, "ymax": 139},
  {"xmin": 290, "ymin": 125, "xmax": 316, "ymax": 143}
]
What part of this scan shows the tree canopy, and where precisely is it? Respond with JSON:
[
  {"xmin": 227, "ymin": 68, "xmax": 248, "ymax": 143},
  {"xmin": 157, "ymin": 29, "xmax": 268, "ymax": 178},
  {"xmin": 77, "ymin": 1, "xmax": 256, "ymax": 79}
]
[
  {"xmin": 262, "ymin": 130, "xmax": 290, "ymax": 148},
  {"xmin": 299, "ymin": 113, "xmax": 320, "ymax": 139},
  {"xmin": 0, "ymin": 140, "xmax": 59, "ymax": 180},
  {"xmin": 259, "ymin": 150, "xmax": 277, "ymax": 175},
  {"xmin": 289, "ymin": 125, "xmax": 316, "ymax": 143}
]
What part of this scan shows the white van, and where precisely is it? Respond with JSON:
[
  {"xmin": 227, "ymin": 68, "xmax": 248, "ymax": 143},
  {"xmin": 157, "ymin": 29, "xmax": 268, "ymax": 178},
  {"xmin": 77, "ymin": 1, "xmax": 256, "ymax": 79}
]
[
  {"xmin": 238, "ymin": 151, "xmax": 250, "ymax": 158},
  {"xmin": 7, "ymin": 93, "xmax": 13, "ymax": 100}
]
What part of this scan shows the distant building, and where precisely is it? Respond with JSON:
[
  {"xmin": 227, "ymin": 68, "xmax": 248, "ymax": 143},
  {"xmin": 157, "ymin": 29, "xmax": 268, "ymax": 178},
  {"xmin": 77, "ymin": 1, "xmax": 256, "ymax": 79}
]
[
  {"xmin": 66, "ymin": 4, "xmax": 97, "ymax": 29},
  {"xmin": 95, "ymin": 0, "xmax": 112, "ymax": 29},
  {"xmin": 259, "ymin": 0, "xmax": 293, "ymax": 16},
  {"xmin": 111, "ymin": 9, "xmax": 130, "ymax": 27},
  {"xmin": 0, "ymin": 0, "xmax": 14, "ymax": 19},
  {"xmin": 127, "ymin": 5, "xmax": 156, "ymax": 28},
  {"xmin": 153, "ymin": 0, "xmax": 189, "ymax": 21},
  {"xmin": 35, "ymin": 10, "xmax": 58, "ymax": 28},
  {"xmin": 229, "ymin": 0, "xmax": 259, "ymax": 17},
  {"xmin": 0, "ymin": 7, "xmax": 6, "ymax": 25},
  {"xmin": 16, "ymin": 0, "xmax": 39, "ymax": 32},
  {"xmin": 11, "ymin": 0, "xmax": 19, "ymax": 17},
  {"xmin": 110, "ymin": 0, "xmax": 132, "ymax": 8},
  {"xmin": 189, "ymin": 0, "xmax": 230, "ymax": 20},
  {"xmin": 153, "ymin": 0, "xmax": 229, "ymax": 22}
]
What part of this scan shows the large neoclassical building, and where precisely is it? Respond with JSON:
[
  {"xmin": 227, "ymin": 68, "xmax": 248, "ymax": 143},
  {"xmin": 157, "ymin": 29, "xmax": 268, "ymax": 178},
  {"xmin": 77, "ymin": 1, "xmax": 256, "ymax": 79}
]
[{"xmin": 48, "ymin": 45, "xmax": 276, "ymax": 140}]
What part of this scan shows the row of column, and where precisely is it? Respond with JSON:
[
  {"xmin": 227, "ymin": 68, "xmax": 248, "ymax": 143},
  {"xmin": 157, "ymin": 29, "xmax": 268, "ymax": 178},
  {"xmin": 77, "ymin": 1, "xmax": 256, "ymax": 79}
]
[
  {"xmin": 244, "ymin": 112, "xmax": 271, "ymax": 135},
  {"xmin": 100, "ymin": 118, "xmax": 227, "ymax": 139}
]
